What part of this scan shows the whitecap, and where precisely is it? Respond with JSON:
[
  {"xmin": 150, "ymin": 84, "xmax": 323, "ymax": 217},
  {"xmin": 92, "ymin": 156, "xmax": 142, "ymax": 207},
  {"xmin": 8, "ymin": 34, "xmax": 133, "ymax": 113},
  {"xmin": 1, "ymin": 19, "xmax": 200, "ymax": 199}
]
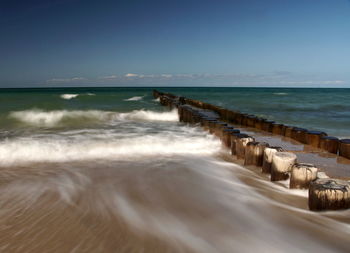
[
  {"xmin": 273, "ymin": 92, "xmax": 288, "ymax": 96},
  {"xmin": 9, "ymin": 109, "xmax": 113, "ymax": 127},
  {"xmin": 117, "ymin": 109, "xmax": 178, "ymax": 122},
  {"xmin": 124, "ymin": 96, "xmax": 143, "ymax": 101},
  {"xmin": 8, "ymin": 109, "xmax": 179, "ymax": 127},
  {"xmin": 60, "ymin": 94, "xmax": 79, "ymax": 100},
  {"xmin": 0, "ymin": 133, "xmax": 221, "ymax": 166}
]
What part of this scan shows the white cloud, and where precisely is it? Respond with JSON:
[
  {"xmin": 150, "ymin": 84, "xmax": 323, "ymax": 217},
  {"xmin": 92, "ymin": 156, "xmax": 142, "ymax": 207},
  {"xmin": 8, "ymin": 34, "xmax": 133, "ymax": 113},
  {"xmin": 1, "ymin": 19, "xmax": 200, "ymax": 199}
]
[
  {"xmin": 71, "ymin": 77, "xmax": 86, "ymax": 81},
  {"xmin": 45, "ymin": 73, "xmax": 348, "ymax": 87},
  {"xmin": 99, "ymin": 75, "xmax": 118, "ymax": 80},
  {"xmin": 125, "ymin": 73, "xmax": 138, "ymax": 77},
  {"xmin": 46, "ymin": 77, "xmax": 86, "ymax": 83},
  {"xmin": 161, "ymin": 74, "xmax": 173, "ymax": 78},
  {"xmin": 278, "ymin": 80, "xmax": 346, "ymax": 85}
]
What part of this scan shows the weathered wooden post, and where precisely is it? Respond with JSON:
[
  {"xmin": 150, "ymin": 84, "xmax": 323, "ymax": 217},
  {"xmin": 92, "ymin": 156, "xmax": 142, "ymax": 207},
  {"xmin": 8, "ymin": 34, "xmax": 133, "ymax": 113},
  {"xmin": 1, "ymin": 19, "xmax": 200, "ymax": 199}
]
[
  {"xmin": 221, "ymin": 129, "xmax": 240, "ymax": 148},
  {"xmin": 271, "ymin": 152, "xmax": 297, "ymax": 181},
  {"xmin": 261, "ymin": 120, "xmax": 275, "ymax": 132},
  {"xmin": 244, "ymin": 142, "xmax": 269, "ymax": 166},
  {"xmin": 262, "ymin": 146, "xmax": 283, "ymax": 173},
  {"xmin": 208, "ymin": 120, "xmax": 218, "ymax": 134},
  {"xmin": 236, "ymin": 136, "xmax": 255, "ymax": 160},
  {"xmin": 153, "ymin": 90, "xmax": 160, "ymax": 98},
  {"xmin": 291, "ymin": 127, "xmax": 308, "ymax": 144},
  {"xmin": 246, "ymin": 115, "xmax": 257, "ymax": 128},
  {"xmin": 271, "ymin": 123, "xmax": 285, "ymax": 135},
  {"xmin": 309, "ymin": 179, "xmax": 350, "ymax": 211},
  {"xmin": 240, "ymin": 114, "xmax": 249, "ymax": 126},
  {"xmin": 178, "ymin": 105, "xmax": 184, "ymax": 122},
  {"xmin": 214, "ymin": 122, "xmax": 228, "ymax": 137},
  {"xmin": 284, "ymin": 126, "xmax": 294, "ymax": 138},
  {"xmin": 231, "ymin": 133, "xmax": 249, "ymax": 155},
  {"xmin": 290, "ymin": 163, "xmax": 318, "ymax": 189},
  {"xmin": 225, "ymin": 110, "xmax": 237, "ymax": 123},
  {"xmin": 306, "ymin": 131, "xmax": 327, "ymax": 148},
  {"xmin": 218, "ymin": 108, "xmax": 229, "ymax": 121},
  {"xmin": 178, "ymin": 96, "xmax": 185, "ymax": 105},
  {"xmin": 200, "ymin": 118, "xmax": 210, "ymax": 129},
  {"xmin": 319, "ymin": 136, "xmax": 339, "ymax": 154},
  {"xmin": 254, "ymin": 117, "xmax": 265, "ymax": 130},
  {"xmin": 235, "ymin": 113, "xmax": 244, "ymax": 125},
  {"xmin": 339, "ymin": 139, "xmax": 350, "ymax": 159}
]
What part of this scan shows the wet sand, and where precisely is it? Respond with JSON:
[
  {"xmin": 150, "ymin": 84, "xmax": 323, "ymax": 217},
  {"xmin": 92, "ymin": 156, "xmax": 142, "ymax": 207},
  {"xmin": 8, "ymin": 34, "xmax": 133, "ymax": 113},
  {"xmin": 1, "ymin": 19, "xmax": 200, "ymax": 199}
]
[{"xmin": 1, "ymin": 154, "xmax": 350, "ymax": 253}]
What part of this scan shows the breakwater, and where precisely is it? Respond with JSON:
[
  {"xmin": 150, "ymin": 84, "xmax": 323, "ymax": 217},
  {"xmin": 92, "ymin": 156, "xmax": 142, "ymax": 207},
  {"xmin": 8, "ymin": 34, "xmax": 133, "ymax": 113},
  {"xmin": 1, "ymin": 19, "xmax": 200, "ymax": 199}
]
[{"xmin": 153, "ymin": 90, "xmax": 350, "ymax": 211}]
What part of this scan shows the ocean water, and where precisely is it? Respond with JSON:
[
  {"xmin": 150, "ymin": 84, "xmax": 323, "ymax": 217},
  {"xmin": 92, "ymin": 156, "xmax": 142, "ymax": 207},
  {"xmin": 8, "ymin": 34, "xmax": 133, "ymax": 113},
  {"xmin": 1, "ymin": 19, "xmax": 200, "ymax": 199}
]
[
  {"xmin": 0, "ymin": 87, "xmax": 349, "ymax": 252},
  {"xmin": 161, "ymin": 87, "xmax": 350, "ymax": 138}
]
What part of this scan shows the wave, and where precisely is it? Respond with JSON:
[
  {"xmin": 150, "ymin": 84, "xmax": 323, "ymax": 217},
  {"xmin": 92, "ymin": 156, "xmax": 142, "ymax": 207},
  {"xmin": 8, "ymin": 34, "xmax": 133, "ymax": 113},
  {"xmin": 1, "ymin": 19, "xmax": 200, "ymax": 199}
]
[
  {"xmin": 60, "ymin": 94, "xmax": 79, "ymax": 100},
  {"xmin": 0, "ymin": 134, "xmax": 221, "ymax": 166},
  {"xmin": 8, "ymin": 109, "xmax": 179, "ymax": 127},
  {"xmin": 273, "ymin": 92, "xmax": 288, "ymax": 96},
  {"xmin": 116, "ymin": 109, "xmax": 178, "ymax": 122},
  {"xmin": 124, "ymin": 96, "xmax": 143, "ymax": 101}
]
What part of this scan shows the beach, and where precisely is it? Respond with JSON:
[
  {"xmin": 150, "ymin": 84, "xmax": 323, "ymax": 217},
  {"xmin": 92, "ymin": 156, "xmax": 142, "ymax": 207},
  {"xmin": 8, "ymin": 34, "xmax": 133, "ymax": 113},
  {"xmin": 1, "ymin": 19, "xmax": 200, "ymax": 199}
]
[{"xmin": 0, "ymin": 87, "xmax": 350, "ymax": 252}]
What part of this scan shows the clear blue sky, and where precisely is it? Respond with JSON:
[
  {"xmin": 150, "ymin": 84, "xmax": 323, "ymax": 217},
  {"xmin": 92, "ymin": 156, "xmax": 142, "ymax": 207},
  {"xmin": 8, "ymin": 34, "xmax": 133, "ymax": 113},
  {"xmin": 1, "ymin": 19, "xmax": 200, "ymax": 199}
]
[{"xmin": 1, "ymin": 0, "xmax": 350, "ymax": 87}]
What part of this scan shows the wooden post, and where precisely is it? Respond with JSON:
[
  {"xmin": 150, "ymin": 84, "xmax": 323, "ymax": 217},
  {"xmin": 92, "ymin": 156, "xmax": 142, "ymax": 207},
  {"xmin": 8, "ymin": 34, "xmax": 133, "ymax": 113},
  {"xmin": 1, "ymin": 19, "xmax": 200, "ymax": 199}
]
[
  {"xmin": 221, "ymin": 129, "xmax": 240, "ymax": 148},
  {"xmin": 236, "ymin": 113, "xmax": 245, "ymax": 125},
  {"xmin": 254, "ymin": 117, "xmax": 265, "ymax": 130},
  {"xmin": 339, "ymin": 139, "xmax": 350, "ymax": 159},
  {"xmin": 208, "ymin": 120, "xmax": 218, "ymax": 134},
  {"xmin": 271, "ymin": 123, "xmax": 285, "ymax": 135},
  {"xmin": 214, "ymin": 122, "xmax": 228, "ymax": 137},
  {"xmin": 271, "ymin": 152, "xmax": 297, "ymax": 181},
  {"xmin": 231, "ymin": 133, "xmax": 249, "ymax": 155},
  {"xmin": 235, "ymin": 135, "xmax": 254, "ymax": 159},
  {"xmin": 306, "ymin": 131, "xmax": 327, "ymax": 148},
  {"xmin": 261, "ymin": 120, "xmax": 275, "ymax": 132},
  {"xmin": 309, "ymin": 179, "xmax": 350, "ymax": 211},
  {"xmin": 319, "ymin": 136, "xmax": 339, "ymax": 154},
  {"xmin": 291, "ymin": 127, "xmax": 308, "ymax": 144},
  {"xmin": 246, "ymin": 115, "xmax": 257, "ymax": 127},
  {"xmin": 262, "ymin": 146, "xmax": 283, "ymax": 173},
  {"xmin": 241, "ymin": 114, "xmax": 249, "ymax": 126},
  {"xmin": 290, "ymin": 163, "xmax": 318, "ymax": 189},
  {"xmin": 284, "ymin": 126, "xmax": 294, "ymax": 138},
  {"xmin": 244, "ymin": 142, "xmax": 269, "ymax": 166}
]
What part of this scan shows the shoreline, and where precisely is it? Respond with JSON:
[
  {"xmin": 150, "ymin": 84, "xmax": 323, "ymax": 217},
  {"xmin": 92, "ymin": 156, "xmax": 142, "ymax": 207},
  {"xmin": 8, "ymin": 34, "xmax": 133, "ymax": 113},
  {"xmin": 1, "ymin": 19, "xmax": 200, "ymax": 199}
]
[{"xmin": 153, "ymin": 89, "xmax": 350, "ymax": 211}]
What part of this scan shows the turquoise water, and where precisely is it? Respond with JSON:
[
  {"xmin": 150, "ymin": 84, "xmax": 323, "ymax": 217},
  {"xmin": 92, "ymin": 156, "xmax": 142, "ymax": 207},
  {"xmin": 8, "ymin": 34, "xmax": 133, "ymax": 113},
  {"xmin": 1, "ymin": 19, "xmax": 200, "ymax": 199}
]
[{"xmin": 1, "ymin": 87, "xmax": 349, "ymax": 137}]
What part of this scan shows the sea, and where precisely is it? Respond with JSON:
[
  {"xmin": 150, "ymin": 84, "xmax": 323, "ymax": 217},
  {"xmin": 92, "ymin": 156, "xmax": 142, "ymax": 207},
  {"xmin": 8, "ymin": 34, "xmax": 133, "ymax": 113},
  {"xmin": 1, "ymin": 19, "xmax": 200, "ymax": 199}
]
[{"xmin": 0, "ymin": 87, "xmax": 349, "ymax": 252}]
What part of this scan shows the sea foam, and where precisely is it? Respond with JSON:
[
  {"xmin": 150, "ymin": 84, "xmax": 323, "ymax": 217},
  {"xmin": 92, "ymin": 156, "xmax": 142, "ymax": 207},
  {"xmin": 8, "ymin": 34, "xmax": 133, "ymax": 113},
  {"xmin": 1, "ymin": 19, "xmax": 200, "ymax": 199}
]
[
  {"xmin": 124, "ymin": 96, "xmax": 143, "ymax": 101},
  {"xmin": 0, "ymin": 134, "xmax": 221, "ymax": 166},
  {"xmin": 9, "ymin": 109, "xmax": 179, "ymax": 127},
  {"xmin": 60, "ymin": 94, "xmax": 79, "ymax": 100},
  {"xmin": 273, "ymin": 92, "xmax": 288, "ymax": 96}
]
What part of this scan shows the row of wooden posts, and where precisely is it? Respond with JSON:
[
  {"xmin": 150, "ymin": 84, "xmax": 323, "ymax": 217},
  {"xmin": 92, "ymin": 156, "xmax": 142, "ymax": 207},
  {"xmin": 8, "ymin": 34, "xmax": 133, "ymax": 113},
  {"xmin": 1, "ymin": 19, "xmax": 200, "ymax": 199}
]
[{"xmin": 153, "ymin": 90, "xmax": 350, "ymax": 211}]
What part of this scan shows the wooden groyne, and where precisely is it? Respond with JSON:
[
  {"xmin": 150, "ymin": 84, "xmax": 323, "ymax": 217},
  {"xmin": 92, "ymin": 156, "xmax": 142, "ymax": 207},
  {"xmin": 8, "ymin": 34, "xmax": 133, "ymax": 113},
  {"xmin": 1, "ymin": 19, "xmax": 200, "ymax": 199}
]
[{"xmin": 153, "ymin": 89, "xmax": 350, "ymax": 211}]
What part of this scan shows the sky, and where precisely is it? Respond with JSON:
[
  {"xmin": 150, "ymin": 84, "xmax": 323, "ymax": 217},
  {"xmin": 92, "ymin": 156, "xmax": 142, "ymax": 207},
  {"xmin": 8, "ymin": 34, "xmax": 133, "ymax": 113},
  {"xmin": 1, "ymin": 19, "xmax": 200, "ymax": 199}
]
[{"xmin": 0, "ymin": 0, "xmax": 350, "ymax": 88}]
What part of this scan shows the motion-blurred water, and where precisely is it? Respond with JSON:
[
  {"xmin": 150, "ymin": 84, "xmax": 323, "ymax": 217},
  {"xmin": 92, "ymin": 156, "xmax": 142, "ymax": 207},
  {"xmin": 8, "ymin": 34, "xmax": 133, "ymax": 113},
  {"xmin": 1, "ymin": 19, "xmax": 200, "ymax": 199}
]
[{"xmin": 0, "ymin": 87, "xmax": 349, "ymax": 252}]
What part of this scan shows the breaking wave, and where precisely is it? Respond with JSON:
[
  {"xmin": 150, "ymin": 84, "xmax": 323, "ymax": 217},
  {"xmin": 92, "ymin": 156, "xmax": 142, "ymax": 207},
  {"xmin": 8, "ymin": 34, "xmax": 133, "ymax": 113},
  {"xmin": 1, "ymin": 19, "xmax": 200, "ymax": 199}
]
[
  {"xmin": 273, "ymin": 92, "xmax": 288, "ymax": 96},
  {"xmin": 124, "ymin": 96, "xmax": 144, "ymax": 101},
  {"xmin": 60, "ymin": 94, "xmax": 79, "ymax": 100},
  {"xmin": 0, "ymin": 134, "xmax": 221, "ymax": 166},
  {"xmin": 8, "ymin": 109, "xmax": 179, "ymax": 127}
]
